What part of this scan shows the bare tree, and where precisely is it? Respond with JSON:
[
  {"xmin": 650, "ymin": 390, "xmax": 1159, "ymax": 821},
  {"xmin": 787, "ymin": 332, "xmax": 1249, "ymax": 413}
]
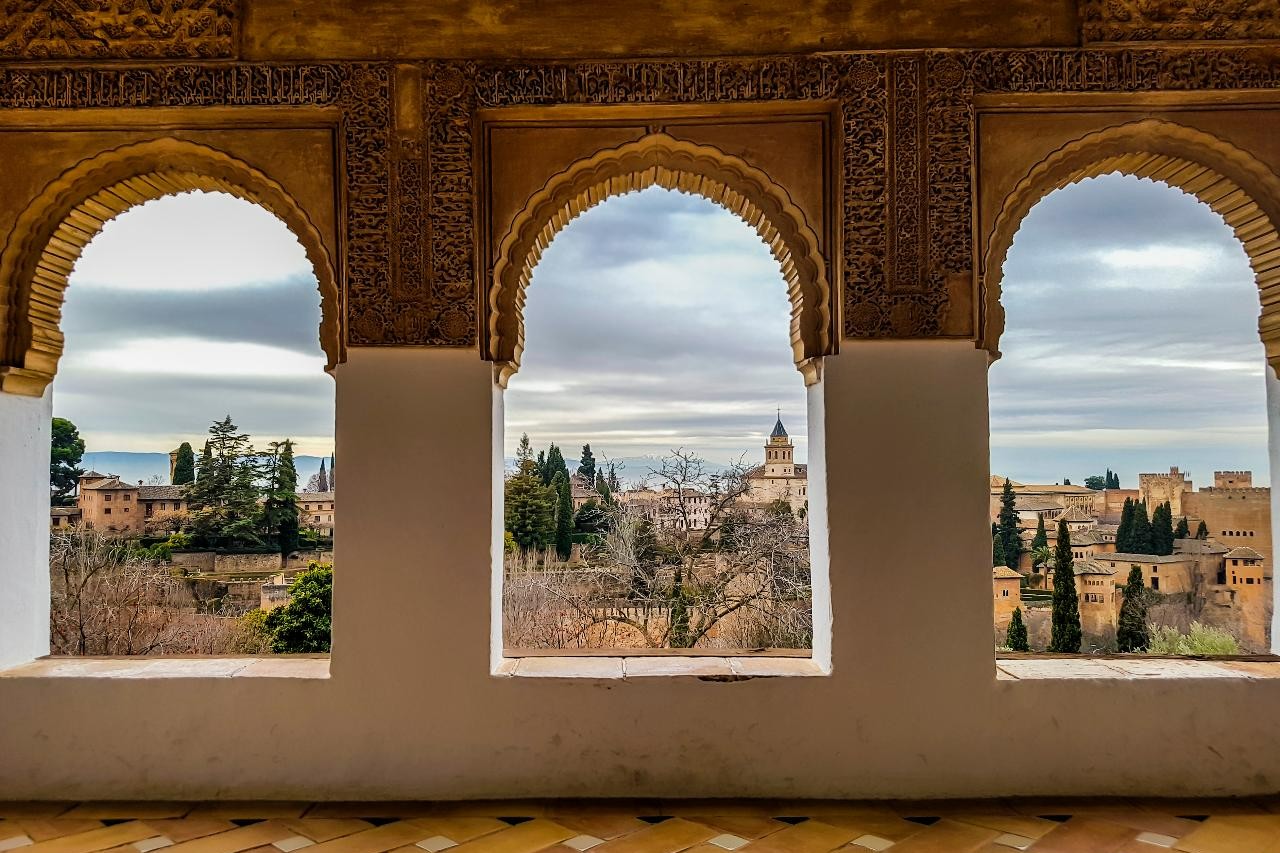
[
  {"xmin": 502, "ymin": 449, "xmax": 812, "ymax": 650},
  {"xmin": 49, "ymin": 529, "xmax": 265, "ymax": 656}
]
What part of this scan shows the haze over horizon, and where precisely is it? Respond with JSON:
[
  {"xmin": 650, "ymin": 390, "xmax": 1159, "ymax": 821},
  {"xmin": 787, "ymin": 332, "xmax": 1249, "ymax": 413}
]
[{"xmin": 54, "ymin": 177, "xmax": 1271, "ymax": 488}]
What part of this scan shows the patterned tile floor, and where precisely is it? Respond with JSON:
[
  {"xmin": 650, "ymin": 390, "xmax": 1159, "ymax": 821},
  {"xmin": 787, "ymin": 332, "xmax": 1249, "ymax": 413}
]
[{"xmin": 2, "ymin": 800, "xmax": 1280, "ymax": 852}]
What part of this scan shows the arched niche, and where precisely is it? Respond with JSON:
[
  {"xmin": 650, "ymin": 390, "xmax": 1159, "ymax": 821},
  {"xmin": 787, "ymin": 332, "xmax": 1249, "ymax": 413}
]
[
  {"xmin": 486, "ymin": 133, "xmax": 834, "ymax": 388},
  {"xmin": 0, "ymin": 138, "xmax": 342, "ymax": 397},
  {"xmin": 981, "ymin": 119, "xmax": 1280, "ymax": 370}
]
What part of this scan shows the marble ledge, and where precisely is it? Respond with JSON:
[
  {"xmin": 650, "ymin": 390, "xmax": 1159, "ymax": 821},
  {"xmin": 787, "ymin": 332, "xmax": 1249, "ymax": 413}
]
[
  {"xmin": 997, "ymin": 657, "xmax": 1280, "ymax": 681},
  {"xmin": 494, "ymin": 656, "xmax": 827, "ymax": 680},
  {"xmin": 0, "ymin": 656, "xmax": 330, "ymax": 680}
]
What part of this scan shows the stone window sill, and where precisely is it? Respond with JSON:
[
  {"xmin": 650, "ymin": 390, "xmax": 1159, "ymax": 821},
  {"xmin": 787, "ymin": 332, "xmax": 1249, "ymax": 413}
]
[
  {"xmin": 0, "ymin": 656, "xmax": 330, "ymax": 679},
  {"xmin": 493, "ymin": 655, "xmax": 827, "ymax": 680},
  {"xmin": 996, "ymin": 656, "xmax": 1280, "ymax": 681}
]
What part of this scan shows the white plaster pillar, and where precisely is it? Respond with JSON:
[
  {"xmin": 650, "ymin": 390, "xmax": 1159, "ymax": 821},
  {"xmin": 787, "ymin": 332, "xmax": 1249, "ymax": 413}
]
[
  {"xmin": 821, "ymin": 341, "xmax": 994, "ymax": 683},
  {"xmin": 331, "ymin": 348, "xmax": 495, "ymax": 679},
  {"xmin": 0, "ymin": 387, "xmax": 51, "ymax": 669},
  {"xmin": 1266, "ymin": 363, "xmax": 1280, "ymax": 653}
]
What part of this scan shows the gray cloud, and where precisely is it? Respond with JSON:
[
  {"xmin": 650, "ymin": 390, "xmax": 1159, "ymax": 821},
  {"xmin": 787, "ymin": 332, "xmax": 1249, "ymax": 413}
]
[
  {"xmin": 61, "ymin": 276, "xmax": 324, "ymax": 355},
  {"xmin": 992, "ymin": 173, "xmax": 1270, "ymax": 485}
]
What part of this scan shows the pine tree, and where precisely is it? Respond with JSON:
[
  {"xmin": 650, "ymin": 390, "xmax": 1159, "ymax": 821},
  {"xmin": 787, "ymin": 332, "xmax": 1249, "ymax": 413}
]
[
  {"xmin": 50, "ymin": 417, "xmax": 85, "ymax": 506},
  {"xmin": 517, "ymin": 432, "xmax": 533, "ymax": 463},
  {"xmin": 993, "ymin": 532, "xmax": 1007, "ymax": 568},
  {"xmin": 186, "ymin": 416, "xmax": 263, "ymax": 547},
  {"xmin": 1006, "ymin": 607, "xmax": 1030, "ymax": 652},
  {"xmin": 1116, "ymin": 565, "xmax": 1150, "ymax": 652},
  {"xmin": 172, "ymin": 442, "xmax": 196, "ymax": 485},
  {"xmin": 1050, "ymin": 519, "xmax": 1082, "ymax": 653},
  {"xmin": 1175, "ymin": 515, "xmax": 1191, "ymax": 539},
  {"xmin": 1195, "ymin": 519, "xmax": 1210, "ymax": 540},
  {"xmin": 1116, "ymin": 497, "xmax": 1134, "ymax": 552},
  {"xmin": 1130, "ymin": 500, "xmax": 1154, "ymax": 555},
  {"xmin": 535, "ymin": 449, "xmax": 547, "ymax": 482},
  {"xmin": 578, "ymin": 444, "xmax": 597, "ymax": 485},
  {"xmin": 1032, "ymin": 513, "xmax": 1048, "ymax": 550},
  {"xmin": 505, "ymin": 454, "xmax": 555, "ymax": 551},
  {"xmin": 997, "ymin": 478, "xmax": 1023, "ymax": 570},
  {"xmin": 552, "ymin": 471, "xmax": 574, "ymax": 561},
  {"xmin": 1152, "ymin": 501, "xmax": 1175, "ymax": 556}
]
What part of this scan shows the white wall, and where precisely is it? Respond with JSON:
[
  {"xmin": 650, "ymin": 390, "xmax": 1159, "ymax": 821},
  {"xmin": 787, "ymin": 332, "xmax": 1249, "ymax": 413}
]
[
  {"xmin": 2, "ymin": 344, "xmax": 1280, "ymax": 799},
  {"xmin": 0, "ymin": 387, "xmax": 51, "ymax": 670}
]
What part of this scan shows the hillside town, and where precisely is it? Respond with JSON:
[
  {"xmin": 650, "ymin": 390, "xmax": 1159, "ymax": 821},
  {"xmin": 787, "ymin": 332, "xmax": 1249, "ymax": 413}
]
[
  {"xmin": 991, "ymin": 467, "xmax": 1273, "ymax": 653},
  {"xmin": 47, "ymin": 415, "xmax": 335, "ymax": 656}
]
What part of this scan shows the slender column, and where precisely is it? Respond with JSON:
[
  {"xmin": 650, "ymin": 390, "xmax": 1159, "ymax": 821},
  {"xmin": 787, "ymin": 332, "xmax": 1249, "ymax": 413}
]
[{"xmin": 0, "ymin": 387, "xmax": 51, "ymax": 669}]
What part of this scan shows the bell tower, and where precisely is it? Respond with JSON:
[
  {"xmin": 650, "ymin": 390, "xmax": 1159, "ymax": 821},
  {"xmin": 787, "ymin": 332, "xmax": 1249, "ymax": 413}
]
[{"xmin": 764, "ymin": 411, "xmax": 794, "ymax": 477}]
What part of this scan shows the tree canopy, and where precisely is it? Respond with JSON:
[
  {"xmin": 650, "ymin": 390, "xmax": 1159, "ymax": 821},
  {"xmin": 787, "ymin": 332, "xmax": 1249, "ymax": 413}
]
[
  {"xmin": 265, "ymin": 565, "xmax": 332, "ymax": 653},
  {"xmin": 1049, "ymin": 519, "xmax": 1082, "ymax": 653},
  {"xmin": 50, "ymin": 417, "xmax": 85, "ymax": 507},
  {"xmin": 171, "ymin": 442, "xmax": 196, "ymax": 485}
]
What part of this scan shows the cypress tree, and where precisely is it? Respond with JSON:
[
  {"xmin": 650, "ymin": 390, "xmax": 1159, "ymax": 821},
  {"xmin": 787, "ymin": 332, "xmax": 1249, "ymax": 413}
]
[
  {"xmin": 545, "ymin": 444, "xmax": 569, "ymax": 486},
  {"xmin": 1006, "ymin": 607, "xmax": 1030, "ymax": 652},
  {"xmin": 1050, "ymin": 519, "xmax": 1082, "ymax": 653},
  {"xmin": 553, "ymin": 471, "xmax": 573, "ymax": 561},
  {"xmin": 1032, "ymin": 512, "xmax": 1048, "ymax": 550},
  {"xmin": 997, "ymin": 478, "xmax": 1023, "ymax": 570},
  {"xmin": 1116, "ymin": 497, "xmax": 1134, "ymax": 552},
  {"xmin": 261, "ymin": 439, "xmax": 301, "ymax": 554},
  {"xmin": 1130, "ymin": 500, "xmax": 1154, "ymax": 555},
  {"xmin": 606, "ymin": 462, "xmax": 621, "ymax": 493},
  {"xmin": 595, "ymin": 470, "xmax": 614, "ymax": 505},
  {"xmin": 1175, "ymin": 515, "xmax": 1190, "ymax": 539},
  {"xmin": 198, "ymin": 440, "xmax": 212, "ymax": 481},
  {"xmin": 1195, "ymin": 519, "xmax": 1210, "ymax": 540},
  {"xmin": 172, "ymin": 441, "xmax": 196, "ymax": 485},
  {"xmin": 1116, "ymin": 565, "xmax": 1150, "ymax": 652},
  {"xmin": 993, "ymin": 532, "xmax": 1007, "ymax": 568},
  {"xmin": 578, "ymin": 444, "xmax": 597, "ymax": 486},
  {"xmin": 1152, "ymin": 501, "xmax": 1175, "ymax": 556},
  {"xmin": 1107, "ymin": 469, "xmax": 1120, "ymax": 489}
]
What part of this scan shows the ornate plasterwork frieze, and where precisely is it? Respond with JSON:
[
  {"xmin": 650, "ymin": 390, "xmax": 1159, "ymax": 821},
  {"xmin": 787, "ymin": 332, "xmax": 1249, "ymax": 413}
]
[
  {"xmin": 3, "ymin": 45, "xmax": 1280, "ymax": 355},
  {"xmin": 0, "ymin": 0, "xmax": 238, "ymax": 60},
  {"xmin": 1082, "ymin": 0, "xmax": 1280, "ymax": 43}
]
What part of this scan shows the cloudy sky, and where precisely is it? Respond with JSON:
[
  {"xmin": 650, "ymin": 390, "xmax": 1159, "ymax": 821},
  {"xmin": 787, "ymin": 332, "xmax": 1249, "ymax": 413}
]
[
  {"xmin": 505, "ymin": 187, "xmax": 807, "ymax": 470},
  {"xmin": 55, "ymin": 175, "xmax": 1270, "ymax": 489},
  {"xmin": 993, "ymin": 173, "xmax": 1269, "ymax": 488},
  {"xmin": 55, "ymin": 192, "xmax": 334, "ymax": 458}
]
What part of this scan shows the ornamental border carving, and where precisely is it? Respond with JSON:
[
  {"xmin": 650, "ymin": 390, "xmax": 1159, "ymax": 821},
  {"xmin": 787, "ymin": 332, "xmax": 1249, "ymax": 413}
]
[
  {"xmin": 0, "ymin": 138, "xmax": 341, "ymax": 397},
  {"xmin": 3, "ymin": 46, "xmax": 1280, "ymax": 365},
  {"xmin": 978, "ymin": 119, "xmax": 1280, "ymax": 371},
  {"xmin": 1081, "ymin": 0, "xmax": 1280, "ymax": 43},
  {"xmin": 487, "ymin": 133, "xmax": 832, "ymax": 388},
  {"xmin": 0, "ymin": 1, "xmax": 239, "ymax": 60}
]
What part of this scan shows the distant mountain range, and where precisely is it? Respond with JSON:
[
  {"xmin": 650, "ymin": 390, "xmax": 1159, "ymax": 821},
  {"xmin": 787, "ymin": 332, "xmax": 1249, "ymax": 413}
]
[{"xmin": 81, "ymin": 451, "xmax": 332, "ymax": 487}]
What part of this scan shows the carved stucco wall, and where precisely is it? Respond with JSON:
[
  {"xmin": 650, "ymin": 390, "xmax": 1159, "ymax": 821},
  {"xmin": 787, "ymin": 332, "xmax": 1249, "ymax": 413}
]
[{"xmin": 7, "ymin": 39, "xmax": 1280, "ymax": 381}]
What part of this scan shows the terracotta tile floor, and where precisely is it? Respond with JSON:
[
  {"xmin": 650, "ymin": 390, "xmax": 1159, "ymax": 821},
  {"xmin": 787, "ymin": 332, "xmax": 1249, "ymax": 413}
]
[{"xmin": 2, "ymin": 801, "xmax": 1279, "ymax": 852}]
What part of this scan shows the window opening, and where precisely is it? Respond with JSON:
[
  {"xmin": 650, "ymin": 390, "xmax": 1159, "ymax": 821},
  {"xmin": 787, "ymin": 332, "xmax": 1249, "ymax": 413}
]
[
  {"xmin": 992, "ymin": 174, "xmax": 1271, "ymax": 656},
  {"xmin": 49, "ymin": 191, "xmax": 334, "ymax": 657},
  {"xmin": 501, "ymin": 187, "xmax": 818, "ymax": 655}
]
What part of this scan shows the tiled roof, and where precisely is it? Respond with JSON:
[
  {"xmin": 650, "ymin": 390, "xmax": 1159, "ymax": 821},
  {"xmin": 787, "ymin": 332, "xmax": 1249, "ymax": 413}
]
[
  {"xmin": 81, "ymin": 477, "xmax": 133, "ymax": 491},
  {"xmin": 747, "ymin": 463, "xmax": 808, "ymax": 478},
  {"xmin": 990, "ymin": 475, "xmax": 1023, "ymax": 488},
  {"xmin": 992, "ymin": 566, "xmax": 1022, "ymax": 579},
  {"xmin": 1226, "ymin": 546, "xmax": 1264, "ymax": 560},
  {"xmin": 138, "ymin": 485, "xmax": 185, "ymax": 500},
  {"xmin": 50, "ymin": 507, "xmax": 81, "ymax": 517},
  {"xmin": 298, "ymin": 491, "xmax": 335, "ymax": 501},
  {"xmin": 1072, "ymin": 530, "xmax": 1107, "ymax": 545},
  {"xmin": 1055, "ymin": 506, "xmax": 1093, "ymax": 522},
  {"xmin": 1014, "ymin": 497, "xmax": 1061, "ymax": 513},
  {"xmin": 1103, "ymin": 552, "xmax": 1191, "ymax": 564},
  {"xmin": 79, "ymin": 470, "xmax": 105, "ymax": 479},
  {"xmin": 770, "ymin": 416, "xmax": 788, "ymax": 438},
  {"xmin": 1175, "ymin": 539, "xmax": 1228, "ymax": 556},
  {"xmin": 1077, "ymin": 561, "xmax": 1118, "ymax": 576}
]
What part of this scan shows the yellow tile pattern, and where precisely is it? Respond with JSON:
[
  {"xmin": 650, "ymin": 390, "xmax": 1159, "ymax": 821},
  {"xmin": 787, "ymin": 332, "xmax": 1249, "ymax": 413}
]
[{"xmin": 0, "ymin": 801, "xmax": 1278, "ymax": 852}]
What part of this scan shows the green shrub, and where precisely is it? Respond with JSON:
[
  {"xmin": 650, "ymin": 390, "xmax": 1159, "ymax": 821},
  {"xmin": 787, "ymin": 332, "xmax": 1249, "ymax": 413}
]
[
  {"xmin": 265, "ymin": 566, "xmax": 332, "ymax": 653},
  {"xmin": 1146, "ymin": 622, "xmax": 1240, "ymax": 655}
]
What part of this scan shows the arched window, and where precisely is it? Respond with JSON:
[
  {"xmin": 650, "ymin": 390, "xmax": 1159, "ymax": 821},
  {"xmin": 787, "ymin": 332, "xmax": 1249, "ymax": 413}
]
[
  {"xmin": 499, "ymin": 186, "xmax": 823, "ymax": 657},
  {"xmin": 47, "ymin": 190, "xmax": 334, "ymax": 657},
  {"xmin": 992, "ymin": 172, "xmax": 1269, "ymax": 654}
]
